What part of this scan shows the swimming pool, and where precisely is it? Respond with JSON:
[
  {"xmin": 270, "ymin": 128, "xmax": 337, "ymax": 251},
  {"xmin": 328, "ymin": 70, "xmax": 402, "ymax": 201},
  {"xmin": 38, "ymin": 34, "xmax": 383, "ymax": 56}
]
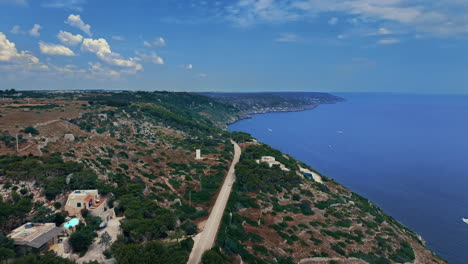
[{"xmin": 64, "ymin": 218, "xmax": 79, "ymax": 228}]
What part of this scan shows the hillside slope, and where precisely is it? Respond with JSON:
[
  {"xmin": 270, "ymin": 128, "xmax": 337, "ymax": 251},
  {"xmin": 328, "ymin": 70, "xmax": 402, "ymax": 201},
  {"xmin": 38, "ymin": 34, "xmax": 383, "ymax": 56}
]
[{"xmin": 0, "ymin": 91, "xmax": 444, "ymax": 264}]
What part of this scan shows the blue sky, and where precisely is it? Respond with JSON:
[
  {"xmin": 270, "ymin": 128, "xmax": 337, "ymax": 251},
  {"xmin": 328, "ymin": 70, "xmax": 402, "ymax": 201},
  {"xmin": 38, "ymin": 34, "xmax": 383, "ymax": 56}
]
[{"xmin": 0, "ymin": 0, "xmax": 467, "ymax": 93}]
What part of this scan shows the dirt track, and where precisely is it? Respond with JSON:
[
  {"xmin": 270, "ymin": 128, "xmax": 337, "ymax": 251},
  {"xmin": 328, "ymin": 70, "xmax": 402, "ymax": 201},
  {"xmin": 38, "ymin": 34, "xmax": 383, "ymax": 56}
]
[{"xmin": 187, "ymin": 140, "xmax": 241, "ymax": 264}]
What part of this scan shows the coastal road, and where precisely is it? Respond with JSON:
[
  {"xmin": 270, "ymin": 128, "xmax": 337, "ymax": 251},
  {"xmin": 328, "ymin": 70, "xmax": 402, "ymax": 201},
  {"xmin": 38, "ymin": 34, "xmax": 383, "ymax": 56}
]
[{"xmin": 187, "ymin": 140, "xmax": 241, "ymax": 264}]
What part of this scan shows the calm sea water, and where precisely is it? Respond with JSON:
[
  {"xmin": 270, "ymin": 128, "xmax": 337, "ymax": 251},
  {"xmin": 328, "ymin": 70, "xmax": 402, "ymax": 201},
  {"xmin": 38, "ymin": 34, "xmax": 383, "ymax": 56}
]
[{"xmin": 228, "ymin": 93, "xmax": 468, "ymax": 264}]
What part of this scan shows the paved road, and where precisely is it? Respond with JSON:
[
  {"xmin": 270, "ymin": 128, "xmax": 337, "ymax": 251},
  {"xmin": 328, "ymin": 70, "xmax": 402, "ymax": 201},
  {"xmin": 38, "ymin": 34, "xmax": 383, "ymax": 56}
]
[{"xmin": 187, "ymin": 140, "xmax": 241, "ymax": 264}]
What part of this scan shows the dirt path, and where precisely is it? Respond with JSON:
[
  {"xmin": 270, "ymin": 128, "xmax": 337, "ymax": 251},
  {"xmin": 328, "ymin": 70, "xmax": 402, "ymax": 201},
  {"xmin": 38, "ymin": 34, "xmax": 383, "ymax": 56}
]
[
  {"xmin": 187, "ymin": 140, "xmax": 241, "ymax": 264},
  {"xmin": 33, "ymin": 119, "xmax": 61, "ymax": 128}
]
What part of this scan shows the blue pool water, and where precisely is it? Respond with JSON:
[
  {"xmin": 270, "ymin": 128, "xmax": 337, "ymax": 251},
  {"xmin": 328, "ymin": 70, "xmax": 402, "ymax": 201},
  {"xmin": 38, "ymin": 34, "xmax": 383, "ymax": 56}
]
[
  {"xmin": 228, "ymin": 93, "xmax": 468, "ymax": 263},
  {"xmin": 64, "ymin": 218, "xmax": 79, "ymax": 228}
]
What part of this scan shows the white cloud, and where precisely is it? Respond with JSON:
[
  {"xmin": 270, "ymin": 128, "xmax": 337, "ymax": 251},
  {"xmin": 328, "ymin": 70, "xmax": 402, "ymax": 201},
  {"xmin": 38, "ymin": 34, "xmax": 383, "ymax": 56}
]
[
  {"xmin": 275, "ymin": 33, "xmax": 299, "ymax": 42},
  {"xmin": 135, "ymin": 51, "xmax": 164, "ymax": 65},
  {"xmin": 185, "ymin": 64, "xmax": 193, "ymax": 70},
  {"xmin": 39, "ymin": 42, "xmax": 75, "ymax": 56},
  {"xmin": 42, "ymin": 0, "xmax": 87, "ymax": 11},
  {"xmin": 198, "ymin": 73, "xmax": 208, "ymax": 78},
  {"xmin": 378, "ymin": 38, "xmax": 400, "ymax": 45},
  {"xmin": 143, "ymin": 37, "xmax": 166, "ymax": 47},
  {"xmin": 225, "ymin": 0, "xmax": 468, "ymax": 36},
  {"xmin": 153, "ymin": 37, "xmax": 166, "ymax": 47},
  {"xmin": 10, "ymin": 25, "xmax": 22, "ymax": 34},
  {"xmin": 57, "ymin": 30, "xmax": 83, "ymax": 46},
  {"xmin": 81, "ymin": 37, "xmax": 142, "ymax": 71},
  {"xmin": 0, "ymin": 32, "xmax": 21, "ymax": 61},
  {"xmin": 0, "ymin": 32, "xmax": 42, "ymax": 67},
  {"xmin": 87, "ymin": 62, "xmax": 120, "ymax": 78},
  {"xmin": 377, "ymin": 27, "xmax": 392, "ymax": 35},
  {"xmin": 29, "ymin": 24, "xmax": 42, "ymax": 37},
  {"xmin": 328, "ymin": 17, "xmax": 339, "ymax": 25},
  {"xmin": 55, "ymin": 64, "xmax": 83, "ymax": 73},
  {"xmin": 66, "ymin": 14, "xmax": 92, "ymax": 36},
  {"xmin": 226, "ymin": 0, "xmax": 300, "ymax": 27}
]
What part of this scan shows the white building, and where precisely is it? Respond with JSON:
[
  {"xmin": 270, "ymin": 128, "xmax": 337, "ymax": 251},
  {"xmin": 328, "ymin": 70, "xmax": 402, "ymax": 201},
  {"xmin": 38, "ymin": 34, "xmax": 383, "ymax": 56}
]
[
  {"xmin": 64, "ymin": 190, "xmax": 106, "ymax": 218},
  {"xmin": 64, "ymin": 134, "xmax": 75, "ymax": 141},
  {"xmin": 256, "ymin": 156, "xmax": 290, "ymax": 172}
]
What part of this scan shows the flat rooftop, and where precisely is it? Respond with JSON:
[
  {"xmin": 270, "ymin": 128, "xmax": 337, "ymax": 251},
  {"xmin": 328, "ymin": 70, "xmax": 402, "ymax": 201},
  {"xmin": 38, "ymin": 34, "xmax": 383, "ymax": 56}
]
[{"xmin": 8, "ymin": 223, "xmax": 62, "ymax": 248}]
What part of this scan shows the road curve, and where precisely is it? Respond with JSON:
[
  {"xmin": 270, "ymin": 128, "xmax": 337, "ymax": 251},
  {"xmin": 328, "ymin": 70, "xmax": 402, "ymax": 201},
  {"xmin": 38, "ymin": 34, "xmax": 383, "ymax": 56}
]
[{"xmin": 187, "ymin": 140, "xmax": 241, "ymax": 264}]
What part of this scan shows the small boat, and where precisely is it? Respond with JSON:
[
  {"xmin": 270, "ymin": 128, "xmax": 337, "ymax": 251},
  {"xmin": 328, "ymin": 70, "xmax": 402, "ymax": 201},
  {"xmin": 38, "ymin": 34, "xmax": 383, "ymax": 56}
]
[
  {"xmin": 463, "ymin": 218, "xmax": 468, "ymax": 224},
  {"xmin": 267, "ymin": 128, "xmax": 273, "ymax": 132},
  {"xmin": 336, "ymin": 130, "xmax": 344, "ymax": 134}
]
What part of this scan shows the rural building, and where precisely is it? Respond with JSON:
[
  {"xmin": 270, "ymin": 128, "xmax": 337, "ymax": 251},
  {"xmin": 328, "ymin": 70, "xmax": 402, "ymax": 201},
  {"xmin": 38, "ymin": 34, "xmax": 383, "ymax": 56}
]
[
  {"xmin": 8, "ymin": 223, "xmax": 63, "ymax": 251},
  {"xmin": 195, "ymin": 149, "xmax": 202, "ymax": 160},
  {"xmin": 299, "ymin": 166, "xmax": 323, "ymax": 183},
  {"xmin": 98, "ymin": 113, "xmax": 108, "ymax": 121},
  {"xmin": 64, "ymin": 190, "xmax": 106, "ymax": 217},
  {"xmin": 256, "ymin": 156, "xmax": 290, "ymax": 172},
  {"xmin": 63, "ymin": 134, "xmax": 75, "ymax": 141}
]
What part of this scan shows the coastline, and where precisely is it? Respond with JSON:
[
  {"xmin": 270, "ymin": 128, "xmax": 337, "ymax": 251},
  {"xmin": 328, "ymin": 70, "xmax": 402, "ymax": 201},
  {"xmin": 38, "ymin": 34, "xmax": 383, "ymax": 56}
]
[
  {"xmin": 226, "ymin": 96, "xmax": 453, "ymax": 263},
  {"xmin": 225, "ymin": 101, "xmax": 340, "ymax": 128}
]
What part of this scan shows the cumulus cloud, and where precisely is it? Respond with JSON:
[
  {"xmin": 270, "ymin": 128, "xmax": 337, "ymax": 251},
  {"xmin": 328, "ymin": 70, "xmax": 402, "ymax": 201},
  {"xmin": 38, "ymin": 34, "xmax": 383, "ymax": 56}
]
[
  {"xmin": 0, "ymin": 32, "xmax": 42, "ymax": 67},
  {"xmin": 275, "ymin": 33, "xmax": 299, "ymax": 42},
  {"xmin": 185, "ymin": 64, "xmax": 193, "ymax": 70},
  {"xmin": 66, "ymin": 14, "xmax": 91, "ymax": 36},
  {"xmin": 135, "ymin": 51, "xmax": 164, "ymax": 65},
  {"xmin": 81, "ymin": 37, "xmax": 142, "ymax": 71},
  {"xmin": 29, "ymin": 24, "xmax": 41, "ymax": 37},
  {"xmin": 378, "ymin": 38, "xmax": 400, "ymax": 45},
  {"xmin": 57, "ymin": 30, "xmax": 83, "ymax": 46},
  {"xmin": 143, "ymin": 37, "xmax": 166, "ymax": 47},
  {"xmin": 39, "ymin": 42, "xmax": 75, "ymax": 56}
]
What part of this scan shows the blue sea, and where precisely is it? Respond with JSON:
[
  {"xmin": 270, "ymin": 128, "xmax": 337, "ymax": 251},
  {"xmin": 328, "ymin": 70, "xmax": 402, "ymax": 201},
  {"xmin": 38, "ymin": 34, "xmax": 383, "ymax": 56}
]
[{"xmin": 228, "ymin": 93, "xmax": 468, "ymax": 264}]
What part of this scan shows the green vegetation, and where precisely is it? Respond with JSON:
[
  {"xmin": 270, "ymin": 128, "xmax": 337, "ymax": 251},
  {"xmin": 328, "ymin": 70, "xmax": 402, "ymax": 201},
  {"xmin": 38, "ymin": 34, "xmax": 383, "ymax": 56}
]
[
  {"xmin": 0, "ymin": 154, "xmax": 108, "ymax": 201},
  {"xmin": 236, "ymin": 144, "xmax": 301, "ymax": 193},
  {"xmin": 0, "ymin": 131, "xmax": 24, "ymax": 149},
  {"xmin": 0, "ymin": 91, "xmax": 444, "ymax": 264},
  {"xmin": 230, "ymin": 131, "xmax": 254, "ymax": 143},
  {"xmin": 69, "ymin": 226, "xmax": 97, "ymax": 255},
  {"xmin": 117, "ymin": 184, "xmax": 176, "ymax": 242},
  {"xmin": 22, "ymin": 126, "xmax": 39, "ymax": 136},
  {"xmin": 390, "ymin": 242, "xmax": 415, "ymax": 263},
  {"xmin": 201, "ymin": 248, "xmax": 229, "ymax": 264},
  {"xmin": 111, "ymin": 238, "xmax": 193, "ymax": 264}
]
